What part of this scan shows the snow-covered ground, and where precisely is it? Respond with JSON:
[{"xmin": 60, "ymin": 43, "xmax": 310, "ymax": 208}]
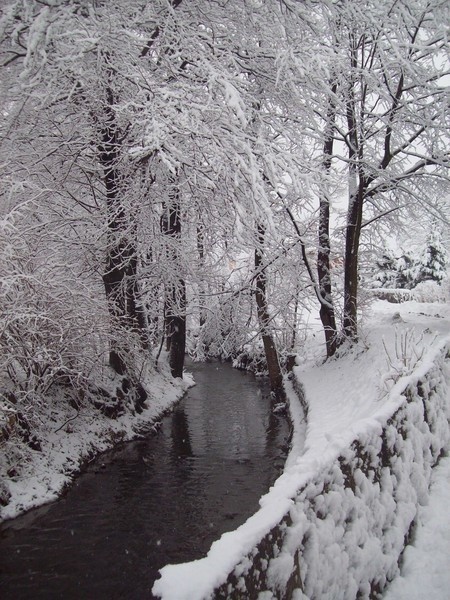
[
  {"xmin": 298, "ymin": 299, "xmax": 449, "ymax": 462},
  {"xmin": 0, "ymin": 364, "xmax": 193, "ymax": 522},
  {"xmin": 154, "ymin": 296, "xmax": 450, "ymax": 599},
  {"xmin": 297, "ymin": 298, "xmax": 450, "ymax": 600}
]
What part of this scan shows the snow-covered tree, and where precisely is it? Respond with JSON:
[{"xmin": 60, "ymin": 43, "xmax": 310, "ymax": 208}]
[
  {"xmin": 395, "ymin": 254, "xmax": 415, "ymax": 290},
  {"xmin": 372, "ymin": 230, "xmax": 448, "ymax": 290},
  {"xmin": 414, "ymin": 230, "xmax": 448, "ymax": 285},
  {"xmin": 283, "ymin": 0, "xmax": 450, "ymax": 351},
  {"xmin": 373, "ymin": 251, "xmax": 399, "ymax": 289},
  {"xmin": 0, "ymin": 0, "xmax": 310, "ymax": 402},
  {"xmin": 1, "ymin": 0, "xmax": 448, "ymax": 421}
]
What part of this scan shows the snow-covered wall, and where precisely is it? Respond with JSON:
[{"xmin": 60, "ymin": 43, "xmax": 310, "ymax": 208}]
[
  {"xmin": 154, "ymin": 340, "xmax": 449, "ymax": 599},
  {"xmin": 218, "ymin": 345, "xmax": 449, "ymax": 599}
]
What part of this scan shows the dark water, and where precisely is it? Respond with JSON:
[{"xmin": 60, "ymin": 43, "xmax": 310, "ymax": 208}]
[{"xmin": 0, "ymin": 361, "xmax": 289, "ymax": 599}]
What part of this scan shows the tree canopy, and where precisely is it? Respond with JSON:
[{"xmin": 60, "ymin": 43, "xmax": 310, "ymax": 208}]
[{"xmin": 0, "ymin": 0, "xmax": 448, "ymax": 421}]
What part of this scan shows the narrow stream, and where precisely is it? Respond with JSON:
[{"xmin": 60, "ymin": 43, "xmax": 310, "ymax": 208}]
[{"xmin": 0, "ymin": 361, "xmax": 289, "ymax": 599}]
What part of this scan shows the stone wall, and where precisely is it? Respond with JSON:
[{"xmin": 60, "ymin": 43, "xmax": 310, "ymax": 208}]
[{"xmin": 213, "ymin": 345, "xmax": 450, "ymax": 599}]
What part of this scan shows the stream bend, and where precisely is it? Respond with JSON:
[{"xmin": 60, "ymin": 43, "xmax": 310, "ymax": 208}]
[{"xmin": 0, "ymin": 360, "xmax": 289, "ymax": 599}]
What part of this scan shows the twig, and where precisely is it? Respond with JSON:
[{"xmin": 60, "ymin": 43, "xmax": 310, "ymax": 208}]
[{"xmin": 54, "ymin": 407, "xmax": 80, "ymax": 433}]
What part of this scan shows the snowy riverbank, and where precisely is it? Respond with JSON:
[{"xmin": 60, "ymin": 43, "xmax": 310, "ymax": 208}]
[{"xmin": 0, "ymin": 364, "xmax": 193, "ymax": 523}]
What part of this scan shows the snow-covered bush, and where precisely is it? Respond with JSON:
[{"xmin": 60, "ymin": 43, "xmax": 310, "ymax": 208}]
[
  {"xmin": 0, "ymin": 205, "xmax": 113, "ymax": 449},
  {"xmin": 380, "ymin": 328, "xmax": 428, "ymax": 391},
  {"xmin": 232, "ymin": 344, "xmax": 267, "ymax": 374},
  {"xmin": 372, "ymin": 279, "xmax": 448, "ymax": 304},
  {"xmin": 410, "ymin": 280, "xmax": 449, "ymax": 303}
]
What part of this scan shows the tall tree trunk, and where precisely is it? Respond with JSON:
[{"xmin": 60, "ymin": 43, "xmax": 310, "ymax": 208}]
[
  {"xmin": 254, "ymin": 224, "xmax": 285, "ymax": 403},
  {"xmin": 197, "ymin": 223, "xmax": 207, "ymax": 328},
  {"xmin": 343, "ymin": 37, "xmax": 363, "ymax": 343},
  {"xmin": 98, "ymin": 82, "xmax": 147, "ymax": 410},
  {"xmin": 343, "ymin": 181, "xmax": 364, "ymax": 342},
  {"xmin": 290, "ymin": 283, "xmax": 300, "ymax": 352},
  {"xmin": 318, "ymin": 82, "xmax": 339, "ymax": 357},
  {"xmin": 195, "ymin": 220, "xmax": 210, "ymax": 358},
  {"xmin": 161, "ymin": 181, "xmax": 186, "ymax": 378},
  {"xmin": 100, "ymin": 86, "xmax": 138, "ymax": 374}
]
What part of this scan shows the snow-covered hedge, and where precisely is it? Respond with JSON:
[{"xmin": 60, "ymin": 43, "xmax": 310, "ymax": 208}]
[
  {"xmin": 371, "ymin": 281, "xmax": 448, "ymax": 304},
  {"xmin": 153, "ymin": 340, "xmax": 450, "ymax": 599}
]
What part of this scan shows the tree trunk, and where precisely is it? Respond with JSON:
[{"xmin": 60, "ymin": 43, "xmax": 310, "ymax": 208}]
[
  {"xmin": 195, "ymin": 221, "xmax": 210, "ymax": 358},
  {"xmin": 343, "ymin": 183, "xmax": 364, "ymax": 342},
  {"xmin": 161, "ymin": 181, "xmax": 186, "ymax": 378},
  {"xmin": 197, "ymin": 223, "xmax": 207, "ymax": 328},
  {"xmin": 290, "ymin": 283, "xmax": 299, "ymax": 352},
  {"xmin": 98, "ymin": 82, "xmax": 147, "ymax": 411},
  {"xmin": 99, "ymin": 86, "xmax": 137, "ymax": 374},
  {"xmin": 317, "ymin": 82, "xmax": 339, "ymax": 357},
  {"xmin": 317, "ymin": 156, "xmax": 338, "ymax": 355},
  {"xmin": 342, "ymin": 40, "xmax": 363, "ymax": 343},
  {"xmin": 254, "ymin": 224, "xmax": 285, "ymax": 403}
]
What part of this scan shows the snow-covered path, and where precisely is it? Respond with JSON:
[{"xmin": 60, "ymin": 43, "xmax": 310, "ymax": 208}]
[{"xmin": 382, "ymin": 454, "xmax": 450, "ymax": 600}]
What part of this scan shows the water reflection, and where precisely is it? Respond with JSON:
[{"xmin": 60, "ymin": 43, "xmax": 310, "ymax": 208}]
[
  {"xmin": 0, "ymin": 361, "xmax": 289, "ymax": 600},
  {"xmin": 170, "ymin": 406, "xmax": 193, "ymax": 460}
]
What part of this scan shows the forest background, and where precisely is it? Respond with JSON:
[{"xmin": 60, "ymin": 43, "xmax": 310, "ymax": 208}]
[{"xmin": 0, "ymin": 0, "xmax": 449, "ymax": 493}]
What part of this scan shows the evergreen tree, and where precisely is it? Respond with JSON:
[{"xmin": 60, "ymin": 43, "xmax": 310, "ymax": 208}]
[
  {"xmin": 395, "ymin": 253, "xmax": 416, "ymax": 290},
  {"xmin": 373, "ymin": 251, "xmax": 398, "ymax": 288},
  {"xmin": 373, "ymin": 232, "xmax": 448, "ymax": 291},
  {"xmin": 415, "ymin": 231, "xmax": 448, "ymax": 285}
]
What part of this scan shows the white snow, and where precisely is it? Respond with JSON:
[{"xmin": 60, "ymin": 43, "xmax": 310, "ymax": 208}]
[
  {"xmin": 153, "ymin": 297, "xmax": 450, "ymax": 599},
  {"xmin": 383, "ymin": 454, "xmax": 450, "ymax": 600}
]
